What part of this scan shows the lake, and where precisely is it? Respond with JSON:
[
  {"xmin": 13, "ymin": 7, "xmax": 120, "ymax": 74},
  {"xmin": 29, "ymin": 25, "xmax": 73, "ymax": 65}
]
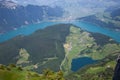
[
  {"xmin": 71, "ymin": 57, "xmax": 97, "ymax": 71},
  {"xmin": 0, "ymin": 21, "xmax": 120, "ymax": 43}
]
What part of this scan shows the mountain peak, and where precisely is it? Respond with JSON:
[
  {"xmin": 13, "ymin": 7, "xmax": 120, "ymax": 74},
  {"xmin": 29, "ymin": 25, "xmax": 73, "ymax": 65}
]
[{"xmin": 0, "ymin": 0, "xmax": 18, "ymax": 9}]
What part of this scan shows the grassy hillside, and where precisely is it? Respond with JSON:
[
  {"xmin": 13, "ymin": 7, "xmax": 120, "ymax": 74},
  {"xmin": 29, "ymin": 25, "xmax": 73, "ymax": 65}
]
[
  {"xmin": 0, "ymin": 55, "xmax": 118, "ymax": 80},
  {"xmin": 61, "ymin": 26, "xmax": 120, "ymax": 75},
  {"xmin": 0, "ymin": 64, "xmax": 65, "ymax": 80},
  {"xmin": 61, "ymin": 26, "xmax": 95, "ymax": 74}
]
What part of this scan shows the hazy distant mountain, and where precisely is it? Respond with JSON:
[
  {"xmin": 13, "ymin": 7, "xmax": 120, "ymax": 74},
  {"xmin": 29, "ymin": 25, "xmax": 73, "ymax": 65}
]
[
  {"xmin": 0, "ymin": 0, "xmax": 63, "ymax": 33},
  {"xmin": 78, "ymin": 8, "xmax": 120, "ymax": 31},
  {"xmin": 10, "ymin": 0, "xmax": 120, "ymax": 18}
]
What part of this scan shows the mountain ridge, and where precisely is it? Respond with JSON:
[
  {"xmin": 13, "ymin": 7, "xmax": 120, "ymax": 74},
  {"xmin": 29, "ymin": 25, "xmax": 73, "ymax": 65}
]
[
  {"xmin": 78, "ymin": 8, "xmax": 120, "ymax": 31},
  {"xmin": 0, "ymin": 0, "xmax": 63, "ymax": 33}
]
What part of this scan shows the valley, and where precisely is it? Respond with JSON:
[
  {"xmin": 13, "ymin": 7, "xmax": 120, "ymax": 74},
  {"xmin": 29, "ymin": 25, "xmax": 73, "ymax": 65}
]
[
  {"xmin": 0, "ymin": 23, "xmax": 120, "ymax": 76},
  {"xmin": 0, "ymin": 23, "xmax": 120, "ymax": 80},
  {"xmin": 60, "ymin": 26, "xmax": 120, "ymax": 75},
  {"xmin": 0, "ymin": 0, "xmax": 120, "ymax": 80}
]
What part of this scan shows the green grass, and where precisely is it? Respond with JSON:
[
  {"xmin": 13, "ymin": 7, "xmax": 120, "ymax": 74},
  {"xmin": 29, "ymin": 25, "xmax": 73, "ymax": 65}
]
[
  {"xmin": 0, "ymin": 64, "xmax": 65, "ymax": 80},
  {"xmin": 0, "ymin": 65, "xmax": 27, "ymax": 80},
  {"xmin": 82, "ymin": 43, "xmax": 120, "ymax": 60},
  {"xmin": 61, "ymin": 26, "xmax": 95, "ymax": 74}
]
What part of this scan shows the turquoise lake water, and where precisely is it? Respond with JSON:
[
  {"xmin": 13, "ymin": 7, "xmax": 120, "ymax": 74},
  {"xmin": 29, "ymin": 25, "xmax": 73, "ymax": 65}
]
[{"xmin": 0, "ymin": 21, "xmax": 120, "ymax": 43}]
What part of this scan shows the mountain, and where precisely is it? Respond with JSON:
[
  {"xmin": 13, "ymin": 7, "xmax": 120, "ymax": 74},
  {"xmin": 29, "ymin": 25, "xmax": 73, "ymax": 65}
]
[
  {"xmin": 0, "ymin": 0, "xmax": 63, "ymax": 33},
  {"xmin": 0, "ymin": 24, "xmax": 120, "ymax": 74},
  {"xmin": 1, "ymin": 0, "xmax": 120, "ymax": 33},
  {"xmin": 10, "ymin": 0, "xmax": 120, "ymax": 18},
  {"xmin": 78, "ymin": 8, "xmax": 120, "ymax": 31},
  {"xmin": 0, "ymin": 24, "xmax": 70, "ymax": 73},
  {"xmin": 111, "ymin": 8, "xmax": 120, "ymax": 21}
]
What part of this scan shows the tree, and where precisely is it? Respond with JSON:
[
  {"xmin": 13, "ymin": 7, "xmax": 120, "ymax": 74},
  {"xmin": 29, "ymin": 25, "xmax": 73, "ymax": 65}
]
[
  {"xmin": 0, "ymin": 64, "xmax": 5, "ymax": 70},
  {"xmin": 9, "ymin": 64, "xmax": 16, "ymax": 68},
  {"xmin": 17, "ymin": 66, "xmax": 23, "ymax": 71}
]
